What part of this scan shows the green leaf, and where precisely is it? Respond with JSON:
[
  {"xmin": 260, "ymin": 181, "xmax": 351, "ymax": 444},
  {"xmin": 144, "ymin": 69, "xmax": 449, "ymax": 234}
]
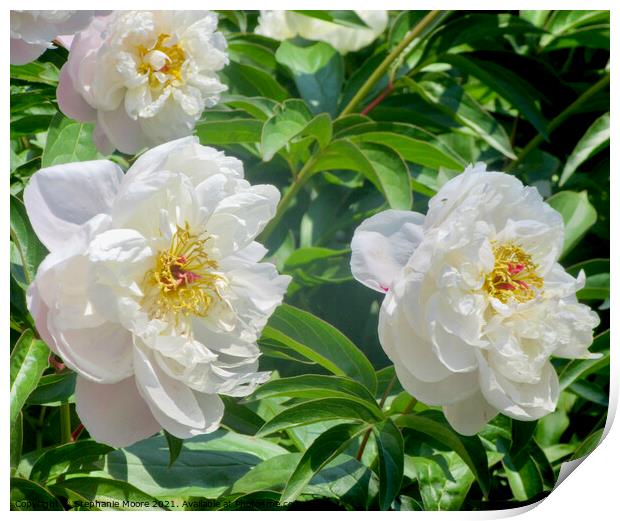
[
  {"xmin": 11, "ymin": 477, "xmax": 63, "ymax": 511},
  {"xmin": 405, "ymin": 452, "xmax": 475, "ymax": 511},
  {"xmin": 164, "ymin": 431, "xmax": 184, "ymax": 467},
  {"xmin": 258, "ymin": 398, "xmax": 384, "ymax": 437},
  {"xmin": 437, "ymin": 54, "xmax": 549, "ymax": 138},
  {"xmin": 569, "ymin": 380, "xmax": 608, "ymax": 406},
  {"xmin": 10, "ymin": 195, "xmax": 48, "ymax": 284},
  {"xmin": 11, "ymin": 62, "xmax": 60, "ymax": 85},
  {"xmin": 535, "ymin": 411, "xmax": 570, "ymax": 447},
  {"xmin": 10, "ymin": 330, "xmax": 49, "ymax": 433},
  {"xmin": 195, "ymin": 110, "xmax": 263, "ymax": 145},
  {"xmin": 396, "ymin": 412, "xmax": 490, "ymax": 497},
  {"xmin": 373, "ymin": 419, "xmax": 404, "ymax": 510},
  {"xmin": 41, "ymin": 113, "xmax": 103, "ymax": 167},
  {"xmin": 30, "ymin": 440, "xmax": 113, "ymax": 484},
  {"xmin": 11, "ymin": 412, "xmax": 23, "ymax": 472},
  {"xmin": 275, "ymin": 40, "xmax": 344, "ymax": 116},
  {"xmin": 222, "ymin": 95, "xmax": 278, "ymax": 121},
  {"xmin": 559, "ymin": 112, "xmax": 609, "ymax": 186},
  {"xmin": 221, "ymin": 395, "xmax": 265, "ymax": 436},
  {"xmin": 26, "ymin": 372, "xmax": 76, "ymax": 406},
  {"xmin": 10, "ymin": 114, "xmax": 54, "ymax": 137},
  {"xmin": 559, "ymin": 330, "xmax": 609, "ymax": 391},
  {"xmin": 260, "ymin": 303, "xmax": 377, "ymax": 392},
  {"xmin": 312, "ymin": 139, "xmax": 412, "ymax": 209},
  {"xmin": 261, "ymin": 99, "xmax": 332, "ymax": 161},
  {"xmin": 547, "ymin": 190, "xmax": 597, "ymax": 256},
  {"xmin": 291, "ymin": 10, "xmax": 370, "ymax": 29},
  {"xmin": 102, "ymin": 431, "xmax": 287, "ymax": 498},
  {"xmin": 571, "ymin": 428, "xmax": 604, "ymax": 460},
  {"xmin": 577, "ymin": 272, "xmax": 610, "ymax": 300},
  {"xmin": 510, "ymin": 419, "xmax": 538, "ymax": 459},
  {"xmin": 343, "ymin": 121, "xmax": 466, "ymax": 170},
  {"xmin": 51, "ymin": 477, "xmax": 165, "ymax": 511},
  {"xmin": 250, "ymin": 374, "xmax": 377, "ymax": 405},
  {"xmin": 497, "ymin": 438, "xmax": 543, "ymax": 501},
  {"xmin": 414, "ymin": 73, "xmax": 516, "ymax": 159},
  {"xmin": 280, "ymin": 423, "xmax": 369, "ymax": 503},
  {"xmin": 229, "ymin": 453, "xmax": 377, "ymax": 509},
  {"xmin": 223, "ymin": 61, "xmax": 288, "ymax": 101}
]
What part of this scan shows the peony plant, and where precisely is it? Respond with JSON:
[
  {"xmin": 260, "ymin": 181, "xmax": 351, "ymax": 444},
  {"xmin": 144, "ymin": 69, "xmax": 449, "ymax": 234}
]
[
  {"xmin": 350, "ymin": 163, "xmax": 600, "ymax": 435},
  {"xmin": 25, "ymin": 137, "xmax": 290, "ymax": 446},
  {"xmin": 10, "ymin": 9, "xmax": 609, "ymax": 512},
  {"xmin": 57, "ymin": 11, "xmax": 228, "ymax": 154}
]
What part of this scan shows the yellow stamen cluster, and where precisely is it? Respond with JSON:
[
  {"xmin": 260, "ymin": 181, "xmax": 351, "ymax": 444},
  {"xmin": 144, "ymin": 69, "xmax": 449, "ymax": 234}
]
[
  {"xmin": 138, "ymin": 33, "xmax": 186, "ymax": 89},
  {"xmin": 483, "ymin": 243, "xmax": 543, "ymax": 303},
  {"xmin": 142, "ymin": 224, "xmax": 221, "ymax": 322}
]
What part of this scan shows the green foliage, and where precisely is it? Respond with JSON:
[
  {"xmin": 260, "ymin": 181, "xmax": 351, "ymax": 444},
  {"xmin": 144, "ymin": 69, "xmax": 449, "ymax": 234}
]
[{"xmin": 10, "ymin": 9, "xmax": 609, "ymax": 512}]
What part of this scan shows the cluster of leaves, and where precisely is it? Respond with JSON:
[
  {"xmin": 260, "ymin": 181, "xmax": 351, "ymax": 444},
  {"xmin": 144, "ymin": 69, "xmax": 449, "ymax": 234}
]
[{"xmin": 10, "ymin": 10, "xmax": 609, "ymax": 511}]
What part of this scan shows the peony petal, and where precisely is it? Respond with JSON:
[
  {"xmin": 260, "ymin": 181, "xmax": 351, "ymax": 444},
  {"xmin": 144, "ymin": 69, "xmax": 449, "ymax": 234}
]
[
  {"xmin": 52, "ymin": 322, "xmax": 134, "ymax": 384},
  {"xmin": 351, "ymin": 209, "xmax": 425, "ymax": 293},
  {"xmin": 97, "ymin": 105, "xmax": 149, "ymax": 155},
  {"xmin": 76, "ymin": 376, "xmax": 160, "ymax": 447},
  {"xmin": 442, "ymin": 391, "xmax": 498, "ymax": 436},
  {"xmin": 10, "ymin": 38, "xmax": 48, "ymax": 65},
  {"xmin": 24, "ymin": 160, "xmax": 123, "ymax": 251},
  {"xmin": 133, "ymin": 344, "xmax": 224, "ymax": 438},
  {"xmin": 207, "ymin": 185, "xmax": 280, "ymax": 256},
  {"xmin": 379, "ymin": 280, "xmax": 452, "ymax": 383},
  {"xmin": 477, "ymin": 353, "xmax": 559, "ymax": 421},
  {"xmin": 57, "ymin": 64, "xmax": 97, "ymax": 122}
]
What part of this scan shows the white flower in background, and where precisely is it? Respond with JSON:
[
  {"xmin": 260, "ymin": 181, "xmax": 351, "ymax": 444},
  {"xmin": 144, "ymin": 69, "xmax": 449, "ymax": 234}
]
[
  {"xmin": 57, "ymin": 11, "xmax": 228, "ymax": 155},
  {"xmin": 10, "ymin": 10, "xmax": 95, "ymax": 65},
  {"xmin": 25, "ymin": 137, "xmax": 290, "ymax": 447},
  {"xmin": 255, "ymin": 10, "xmax": 388, "ymax": 54},
  {"xmin": 351, "ymin": 163, "xmax": 600, "ymax": 435}
]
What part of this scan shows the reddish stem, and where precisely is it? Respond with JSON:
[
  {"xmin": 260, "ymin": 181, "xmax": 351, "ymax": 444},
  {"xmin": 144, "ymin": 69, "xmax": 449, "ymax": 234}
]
[
  {"xmin": 71, "ymin": 423, "xmax": 85, "ymax": 442},
  {"xmin": 360, "ymin": 81, "xmax": 394, "ymax": 116},
  {"xmin": 48, "ymin": 353, "xmax": 65, "ymax": 373}
]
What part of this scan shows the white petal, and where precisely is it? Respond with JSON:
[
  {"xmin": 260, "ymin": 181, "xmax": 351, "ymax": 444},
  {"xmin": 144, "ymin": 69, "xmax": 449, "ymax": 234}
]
[
  {"xmin": 207, "ymin": 185, "xmax": 280, "ymax": 256},
  {"xmin": 24, "ymin": 160, "xmax": 123, "ymax": 251},
  {"xmin": 57, "ymin": 64, "xmax": 97, "ymax": 122},
  {"xmin": 97, "ymin": 105, "xmax": 149, "ymax": 155},
  {"xmin": 133, "ymin": 344, "xmax": 224, "ymax": 438},
  {"xmin": 378, "ymin": 286, "xmax": 453, "ymax": 383},
  {"xmin": 76, "ymin": 376, "xmax": 160, "ymax": 448},
  {"xmin": 351, "ymin": 209, "xmax": 425, "ymax": 293},
  {"xmin": 477, "ymin": 354, "xmax": 559, "ymax": 421},
  {"xmin": 52, "ymin": 322, "xmax": 133, "ymax": 383},
  {"xmin": 443, "ymin": 391, "xmax": 498, "ymax": 436}
]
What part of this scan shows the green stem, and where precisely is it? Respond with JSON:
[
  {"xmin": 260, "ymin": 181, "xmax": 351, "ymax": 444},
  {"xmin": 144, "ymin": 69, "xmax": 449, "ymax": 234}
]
[
  {"xmin": 356, "ymin": 374, "xmax": 397, "ymax": 461},
  {"xmin": 340, "ymin": 10, "xmax": 444, "ymax": 117},
  {"xmin": 60, "ymin": 404, "xmax": 72, "ymax": 444},
  {"xmin": 507, "ymin": 73, "xmax": 610, "ymax": 171},
  {"xmin": 36, "ymin": 407, "xmax": 46, "ymax": 450},
  {"xmin": 402, "ymin": 397, "xmax": 418, "ymax": 415},
  {"xmin": 258, "ymin": 155, "xmax": 318, "ymax": 242}
]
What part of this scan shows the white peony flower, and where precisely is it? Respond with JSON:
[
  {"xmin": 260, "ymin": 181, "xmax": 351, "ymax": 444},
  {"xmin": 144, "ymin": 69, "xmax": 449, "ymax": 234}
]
[
  {"xmin": 25, "ymin": 137, "xmax": 291, "ymax": 447},
  {"xmin": 57, "ymin": 11, "xmax": 228, "ymax": 155},
  {"xmin": 351, "ymin": 163, "xmax": 600, "ymax": 435},
  {"xmin": 255, "ymin": 10, "xmax": 388, "ymax": 54},
  {"xmin": 10, "ymin": 10, "xmax": 95, "ymax": 65}
]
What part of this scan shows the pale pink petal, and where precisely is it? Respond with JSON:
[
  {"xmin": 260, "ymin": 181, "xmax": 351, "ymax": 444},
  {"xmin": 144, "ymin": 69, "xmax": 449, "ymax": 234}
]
[
  {"xmin": 10, "ymin": 38, "xmax": 47, "ymax": 65},
  {"xmin": 57, "ymin": 64, "xmax": 96, "ymax": 122}
]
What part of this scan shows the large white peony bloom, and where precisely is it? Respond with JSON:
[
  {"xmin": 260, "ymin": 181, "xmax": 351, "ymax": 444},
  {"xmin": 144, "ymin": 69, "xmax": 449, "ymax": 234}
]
[
  {"xmin": 10, "ymin": 10, "xmax": 95, "ymax": 65},
  {"xmin": 57, "ymin": 11, "xmax": 228, "ymax": 155},
  {"xmin": 25, "ymin": 137, "xmax": 291, "ymax": 447},
  {"xmin": 255, "ymin": 10, "xmax": 388, "ymax": 54},
  {"xmin": 351, "ymin": 163, "xmax": 600, "ymax": 435}
]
